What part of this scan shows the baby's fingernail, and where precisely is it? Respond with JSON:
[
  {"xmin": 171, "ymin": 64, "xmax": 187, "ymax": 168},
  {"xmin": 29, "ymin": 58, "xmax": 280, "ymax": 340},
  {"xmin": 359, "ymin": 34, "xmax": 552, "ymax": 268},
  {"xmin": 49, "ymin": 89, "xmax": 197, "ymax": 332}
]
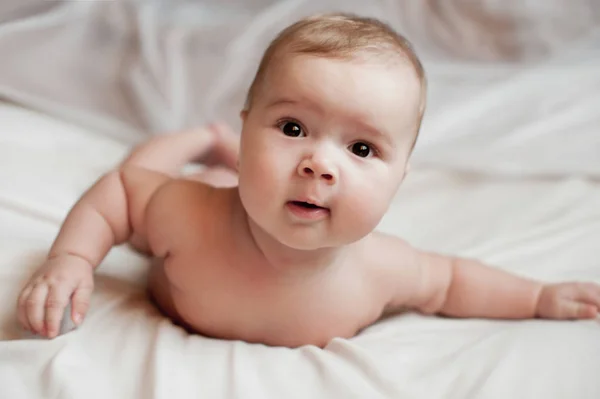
[{"xmin": 73, "ymin": 313, "xmax": 82, "ymax": 325}]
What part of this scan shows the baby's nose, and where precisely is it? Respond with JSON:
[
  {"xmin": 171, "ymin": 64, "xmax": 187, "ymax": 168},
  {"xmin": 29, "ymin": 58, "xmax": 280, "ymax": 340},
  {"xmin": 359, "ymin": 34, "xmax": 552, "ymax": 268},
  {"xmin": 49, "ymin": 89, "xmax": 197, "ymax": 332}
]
[{"xmin": 297, "ymin": 158, "xmax": 337, "ymax": 184}]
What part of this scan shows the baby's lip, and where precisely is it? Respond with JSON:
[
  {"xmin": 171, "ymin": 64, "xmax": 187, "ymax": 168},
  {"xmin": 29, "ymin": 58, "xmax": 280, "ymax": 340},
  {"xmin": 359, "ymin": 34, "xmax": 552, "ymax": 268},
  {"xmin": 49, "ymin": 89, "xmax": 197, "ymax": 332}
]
[
  {"xmin": 286, "ymin": 198, "xmax": 331, "ymax": 221},
  {"xmin": 288, "ymin": 197, "xmax": 328, "ymax": 209}
]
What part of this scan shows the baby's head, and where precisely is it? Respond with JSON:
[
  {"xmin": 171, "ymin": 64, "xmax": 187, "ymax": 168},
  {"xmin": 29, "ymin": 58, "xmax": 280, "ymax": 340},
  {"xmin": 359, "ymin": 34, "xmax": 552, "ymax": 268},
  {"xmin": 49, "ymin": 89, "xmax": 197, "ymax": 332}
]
[{"xmin": 237, "ymin": 13, "xmax": 426, "ymax": 250}]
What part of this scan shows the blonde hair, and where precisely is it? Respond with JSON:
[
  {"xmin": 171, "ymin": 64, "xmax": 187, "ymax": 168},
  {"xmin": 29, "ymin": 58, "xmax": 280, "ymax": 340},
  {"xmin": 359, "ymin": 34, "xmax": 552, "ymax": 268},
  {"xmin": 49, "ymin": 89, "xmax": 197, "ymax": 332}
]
[{"xmin": 244, "ymin": 13, "xmax": 427, "ymax": 142}]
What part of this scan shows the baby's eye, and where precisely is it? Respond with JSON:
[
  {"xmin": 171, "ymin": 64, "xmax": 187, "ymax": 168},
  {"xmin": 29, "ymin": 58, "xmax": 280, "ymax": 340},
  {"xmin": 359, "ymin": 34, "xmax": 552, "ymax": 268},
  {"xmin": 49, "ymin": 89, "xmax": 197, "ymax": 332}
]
[
  {"xmin": 279, "ymin": 121, "xmax": 305, "ymax": 137},
  {"xmin": 349, "ymin": 142, "xmax": 374, "ymax": 158}
]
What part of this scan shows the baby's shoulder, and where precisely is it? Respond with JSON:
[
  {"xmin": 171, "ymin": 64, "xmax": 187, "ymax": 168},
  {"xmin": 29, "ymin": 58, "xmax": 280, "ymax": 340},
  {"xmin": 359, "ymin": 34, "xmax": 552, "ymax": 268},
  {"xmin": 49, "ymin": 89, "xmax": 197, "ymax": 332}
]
[
  {"xmin": 359, "ymin": 231, "xmax": 417, "ymax": 269},
  {"xmin": 145, "ymin": 180, "xmax": 233, "ymax": 254},
  {"xmin": 352, "ymin": 232, "xmax": 421, "ymax": 296},
  {"xmin": 149, "ymin": 179, "xmax": 213, "ymax": 220}
]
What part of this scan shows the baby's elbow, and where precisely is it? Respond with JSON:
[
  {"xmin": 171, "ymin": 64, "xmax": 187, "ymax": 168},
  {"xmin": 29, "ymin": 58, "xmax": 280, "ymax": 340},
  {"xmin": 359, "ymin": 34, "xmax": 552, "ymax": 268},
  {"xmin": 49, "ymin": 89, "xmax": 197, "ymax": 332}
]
[
  {"xmin": 79, "ymin": 170, "xmax": 132, "ymax": 245},
  {"xmin": 414, "ymin": 254, "xmax": 456, "ymax": 315},
  {"xmin": 416, "ymin": 290, "xmax": 448, "ymax": 315}
]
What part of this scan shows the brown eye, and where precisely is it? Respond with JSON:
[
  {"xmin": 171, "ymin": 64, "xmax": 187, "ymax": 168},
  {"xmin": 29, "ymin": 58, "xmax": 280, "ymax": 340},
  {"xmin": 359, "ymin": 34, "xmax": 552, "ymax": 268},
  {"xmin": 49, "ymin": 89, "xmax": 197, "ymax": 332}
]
[
  {"xmin": 350, "ymin": 142, "xmax": 372, "ymax": 158},
  {"xmin": 280, "ymin": 122, "xmax": 304, "ymax": 137}
]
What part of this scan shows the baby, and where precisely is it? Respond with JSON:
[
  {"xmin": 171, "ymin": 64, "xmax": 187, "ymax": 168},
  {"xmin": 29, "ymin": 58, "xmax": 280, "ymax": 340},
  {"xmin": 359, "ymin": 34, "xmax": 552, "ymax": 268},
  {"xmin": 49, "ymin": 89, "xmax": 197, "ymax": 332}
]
[{"xmin": 17, "ymin": 14, "xmax": 600, "ymax": 348}]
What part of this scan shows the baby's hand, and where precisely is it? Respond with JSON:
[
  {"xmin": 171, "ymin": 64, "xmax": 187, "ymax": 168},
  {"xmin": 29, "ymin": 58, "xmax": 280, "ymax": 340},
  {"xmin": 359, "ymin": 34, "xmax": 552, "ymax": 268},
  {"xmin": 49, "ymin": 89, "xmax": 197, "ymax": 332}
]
[
  {"xmin": 536, "ymin": 282, "xmax": 600, "ymax": 320},
  {"xmin": 203, "ymin": 122, "xmax": 239, "ymax": 171},
  {"xmin": 17, "ymin": 254, "xmax": 94, "ymax": 338}
]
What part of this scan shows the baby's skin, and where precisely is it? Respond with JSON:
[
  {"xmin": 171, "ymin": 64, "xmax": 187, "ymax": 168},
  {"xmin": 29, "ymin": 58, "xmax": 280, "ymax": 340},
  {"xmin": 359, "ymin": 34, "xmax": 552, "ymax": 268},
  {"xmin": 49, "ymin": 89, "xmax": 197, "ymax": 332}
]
[{"xmin": 17, "ymin": 55, "xmax": 600, "ymax": 348}]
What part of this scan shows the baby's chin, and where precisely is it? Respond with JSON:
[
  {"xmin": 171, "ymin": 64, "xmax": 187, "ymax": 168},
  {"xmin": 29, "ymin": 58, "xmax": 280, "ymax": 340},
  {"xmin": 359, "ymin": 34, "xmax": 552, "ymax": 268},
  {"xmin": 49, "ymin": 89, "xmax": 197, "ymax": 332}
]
[
  {"xmin": 274, "ymin": 229, "xmax": 366, "ymax": 251},
  {"xmin": 277, "ymin": 237, "xmax": 332, "ymax": 251},
  {"xmin": 268, "ymin": 215, "xmax": 381, "ymax": 251}
]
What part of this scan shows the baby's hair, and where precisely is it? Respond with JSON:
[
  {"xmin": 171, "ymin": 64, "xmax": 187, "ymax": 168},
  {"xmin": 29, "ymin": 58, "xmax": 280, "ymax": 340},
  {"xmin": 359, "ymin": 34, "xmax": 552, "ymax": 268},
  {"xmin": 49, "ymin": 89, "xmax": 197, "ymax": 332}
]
[{"xmin": 244, "ymin": 13, "xmax": 427, "ymax": 147}]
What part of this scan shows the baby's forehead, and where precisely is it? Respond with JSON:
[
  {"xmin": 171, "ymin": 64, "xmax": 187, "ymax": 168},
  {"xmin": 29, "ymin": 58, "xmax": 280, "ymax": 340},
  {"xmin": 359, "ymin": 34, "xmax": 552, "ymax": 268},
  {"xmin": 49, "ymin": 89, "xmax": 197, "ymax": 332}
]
[
  {"xmin": 267, "ymin": 47, "xmax": 419, "ymax": 79},
  {"xmin": 261, "ymin": 53, "xmax": 422, "ymax": 127}
]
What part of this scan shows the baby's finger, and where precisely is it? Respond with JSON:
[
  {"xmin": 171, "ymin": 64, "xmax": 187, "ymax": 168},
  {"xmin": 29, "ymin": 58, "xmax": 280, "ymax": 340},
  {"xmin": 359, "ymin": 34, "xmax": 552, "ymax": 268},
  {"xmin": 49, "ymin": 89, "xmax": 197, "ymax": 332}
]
[
  {"xmin": 17, "ymin": 285, "xmax": 34, "ymax": 331},
  {"xmin": 574, "ymin": 283, "xmax": 600, "ymax": 308},
  {"xmin": 44, "ymin": 285, "xmax": 71, "ymax": 338},
  {"xmin": 71, "ymin": 285, "xmax": 93, "ymax": 326},
  {"xmin": 25, "ymin": 283, "xmax": 49, "ymax": 335},
  {"xmin": 209, "ymin": 123, "xmax": 239, "ymax": 170},
  {"xmin": 563, "ymin": 301, "xmax": 597, "ymax": 319}
]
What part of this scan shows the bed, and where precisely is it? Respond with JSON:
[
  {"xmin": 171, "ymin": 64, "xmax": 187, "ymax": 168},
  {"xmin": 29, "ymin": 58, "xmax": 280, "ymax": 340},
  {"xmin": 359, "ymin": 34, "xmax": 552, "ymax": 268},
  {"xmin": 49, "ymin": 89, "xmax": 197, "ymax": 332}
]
[{"xmin": 1, "ymin": 1, "xmax": 599, "ymax": 398}]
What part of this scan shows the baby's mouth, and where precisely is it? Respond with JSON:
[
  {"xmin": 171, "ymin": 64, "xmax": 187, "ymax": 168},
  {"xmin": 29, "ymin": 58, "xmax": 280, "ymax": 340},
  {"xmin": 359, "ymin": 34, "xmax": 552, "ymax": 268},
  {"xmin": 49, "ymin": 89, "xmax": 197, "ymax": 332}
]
[
  {"xmin": 286, "ymin": 200, "xmax": 330, "ymax": 220},
  {"xmin": 290, "ymin": 201, "xmax": 326, "ymax": 210}
]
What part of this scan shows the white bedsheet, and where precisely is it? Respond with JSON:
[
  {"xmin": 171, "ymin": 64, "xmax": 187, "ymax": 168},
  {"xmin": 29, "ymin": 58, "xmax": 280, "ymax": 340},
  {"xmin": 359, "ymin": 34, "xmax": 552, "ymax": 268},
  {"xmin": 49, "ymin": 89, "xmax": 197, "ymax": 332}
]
[{"xmin": 1, "ymin": 1, "xmax": 600, "ymax": 399}]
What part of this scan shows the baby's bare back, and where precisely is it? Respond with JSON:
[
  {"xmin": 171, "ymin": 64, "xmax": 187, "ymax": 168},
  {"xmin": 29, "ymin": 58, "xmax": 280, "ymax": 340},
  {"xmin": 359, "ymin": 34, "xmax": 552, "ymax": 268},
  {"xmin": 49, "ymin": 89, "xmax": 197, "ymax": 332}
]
[{"xmin": 146, "ymin": 184, "xmax": 386, "ymax": 348}]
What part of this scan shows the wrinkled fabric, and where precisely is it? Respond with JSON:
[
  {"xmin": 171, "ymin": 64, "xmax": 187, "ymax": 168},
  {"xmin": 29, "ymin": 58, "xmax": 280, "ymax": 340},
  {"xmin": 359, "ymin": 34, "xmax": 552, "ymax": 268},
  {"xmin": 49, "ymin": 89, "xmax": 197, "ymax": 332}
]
[
  {"xmin": 0, "ymin": 0, "xmax": 598, "ymax": 174},
  {"xmin": 1, "ymin": 1, "xmax": 600, "ymax": 398}
]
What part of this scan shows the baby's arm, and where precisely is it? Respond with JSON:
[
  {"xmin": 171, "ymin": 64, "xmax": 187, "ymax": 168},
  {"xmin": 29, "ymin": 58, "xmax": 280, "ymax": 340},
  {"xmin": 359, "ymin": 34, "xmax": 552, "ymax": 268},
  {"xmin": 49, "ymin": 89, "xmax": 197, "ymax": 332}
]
[
  {"xmin": 17, "ymin": 126, "xmax": 235, "ymax": 338},
  {"xmin": 406, "ymin": 253, "xmax": 544, "ymax": 319},
  {"xmin": 16, "ymin": 167, "xmax": 166, "ymax": 339},
  {"xmin": 123, "ymin": 123, "xmax": 238, "ymax": 175},
  {"xmin": 378, "ymin": 234, "xmax": 600, "ymax": 320}
]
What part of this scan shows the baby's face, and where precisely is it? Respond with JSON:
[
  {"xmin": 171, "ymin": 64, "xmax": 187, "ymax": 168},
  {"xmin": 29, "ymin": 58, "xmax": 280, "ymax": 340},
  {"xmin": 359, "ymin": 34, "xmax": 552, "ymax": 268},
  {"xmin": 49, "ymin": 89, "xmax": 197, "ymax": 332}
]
[{"xmin": 238, "ymin": 54, "xmax": 421, "ymax": 250}]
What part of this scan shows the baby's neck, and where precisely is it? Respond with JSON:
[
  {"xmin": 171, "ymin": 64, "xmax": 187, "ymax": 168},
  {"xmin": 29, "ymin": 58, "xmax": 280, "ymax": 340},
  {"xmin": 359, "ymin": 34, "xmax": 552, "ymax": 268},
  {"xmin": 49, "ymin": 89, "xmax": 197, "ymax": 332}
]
[{"xmin": 250, "ymin": 219, "xmax": 346, "ymax": 275}]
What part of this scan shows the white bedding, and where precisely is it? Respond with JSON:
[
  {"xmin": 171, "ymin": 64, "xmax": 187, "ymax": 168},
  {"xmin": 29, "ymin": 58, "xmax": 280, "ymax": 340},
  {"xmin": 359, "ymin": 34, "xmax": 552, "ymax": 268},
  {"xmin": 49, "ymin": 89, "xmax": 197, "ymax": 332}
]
[{"xmin": 1, "ymin": 1, "xmax": 599, "ymax": 399}]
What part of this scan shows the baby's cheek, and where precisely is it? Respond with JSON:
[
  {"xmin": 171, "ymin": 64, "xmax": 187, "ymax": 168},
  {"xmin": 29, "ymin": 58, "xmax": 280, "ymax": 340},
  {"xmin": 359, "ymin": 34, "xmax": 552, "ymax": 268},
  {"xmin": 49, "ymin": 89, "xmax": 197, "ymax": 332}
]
[
  {"xmin": 239, "ymin": 155, "xmax": 281, "ymax": 221},
  {"xmin": 337, "ymin": 189, "xmax": 388, "ymax": 242}
]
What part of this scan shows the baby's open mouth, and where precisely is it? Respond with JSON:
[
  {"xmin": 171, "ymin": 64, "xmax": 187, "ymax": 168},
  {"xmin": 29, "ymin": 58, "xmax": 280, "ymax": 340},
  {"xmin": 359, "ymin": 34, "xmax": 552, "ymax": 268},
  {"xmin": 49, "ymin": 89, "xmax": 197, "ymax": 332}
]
[
  {"xmin": 289, "ymin": 201, "xmax": 327, "ymax": 210},
  {"xmin": 286, "ymin": 200, "xmax": 330, "ymax": 220}
]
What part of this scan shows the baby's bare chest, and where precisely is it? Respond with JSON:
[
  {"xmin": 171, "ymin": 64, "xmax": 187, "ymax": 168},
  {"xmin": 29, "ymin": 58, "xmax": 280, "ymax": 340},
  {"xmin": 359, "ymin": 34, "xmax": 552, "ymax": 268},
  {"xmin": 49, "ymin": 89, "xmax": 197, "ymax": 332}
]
[{"xmin": 164, "ymin": 250, "xmax": 383, "ymax": 347}]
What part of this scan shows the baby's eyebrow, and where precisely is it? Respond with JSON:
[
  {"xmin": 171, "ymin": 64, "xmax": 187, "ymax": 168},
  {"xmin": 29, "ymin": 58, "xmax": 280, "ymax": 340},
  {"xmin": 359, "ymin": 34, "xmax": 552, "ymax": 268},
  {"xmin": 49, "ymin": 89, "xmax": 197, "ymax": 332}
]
[
  {"xmin": 266, "ymin": 97, "xmax": 320, "ymax": 113},
  {"xmin": 267, "ymin": 97, "xmax": 295, "ymax": 108},
  {"xmin": 359, "ymin": 123, "xmax": 395, "ymax": 148}
]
